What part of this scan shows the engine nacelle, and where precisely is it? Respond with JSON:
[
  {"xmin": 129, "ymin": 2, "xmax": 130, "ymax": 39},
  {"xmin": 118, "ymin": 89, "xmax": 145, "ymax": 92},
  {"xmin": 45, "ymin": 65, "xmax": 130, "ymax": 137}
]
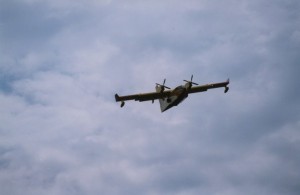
[
  {"xmin": 155, "ymin": 85, "xmax": 165, "ymax": 93},
  {"xmin": 184, "ymin": 82, "xmax": 192, "ymax": 90},
  {"xmin": 156, "ymin": 79, "xmax": 170, "ymax": 93}
]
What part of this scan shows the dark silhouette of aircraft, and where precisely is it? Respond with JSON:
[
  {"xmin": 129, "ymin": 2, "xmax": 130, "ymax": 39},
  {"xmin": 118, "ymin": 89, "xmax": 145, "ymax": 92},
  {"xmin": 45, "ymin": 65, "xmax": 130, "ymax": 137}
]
[{"xmin": 115, "ymin": 75, "xmax": 229, "ymax": 112}]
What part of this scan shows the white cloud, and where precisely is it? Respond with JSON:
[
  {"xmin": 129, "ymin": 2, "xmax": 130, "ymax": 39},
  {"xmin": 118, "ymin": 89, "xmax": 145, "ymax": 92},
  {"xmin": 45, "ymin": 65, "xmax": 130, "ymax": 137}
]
[{"xmin": 1, "ymin": 0, "xmax": 300, "ymax": 194}]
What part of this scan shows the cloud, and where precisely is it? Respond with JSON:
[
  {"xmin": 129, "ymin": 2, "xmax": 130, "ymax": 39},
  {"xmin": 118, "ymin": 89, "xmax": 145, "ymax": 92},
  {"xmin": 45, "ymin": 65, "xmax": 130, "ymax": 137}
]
[{"xmin": 1, "ymin": 0, "xmax": 300, "ymax": 195}]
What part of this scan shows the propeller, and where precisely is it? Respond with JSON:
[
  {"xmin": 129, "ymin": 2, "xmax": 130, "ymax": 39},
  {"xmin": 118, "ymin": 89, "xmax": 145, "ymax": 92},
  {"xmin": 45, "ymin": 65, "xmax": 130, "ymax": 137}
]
[
  {"xmin": 156, "ymin": 79, "xmax": 170, "ymax": 89},
  {"xmin": 184, "ymin": 75, "xmax": 199, "ymax": 85}
]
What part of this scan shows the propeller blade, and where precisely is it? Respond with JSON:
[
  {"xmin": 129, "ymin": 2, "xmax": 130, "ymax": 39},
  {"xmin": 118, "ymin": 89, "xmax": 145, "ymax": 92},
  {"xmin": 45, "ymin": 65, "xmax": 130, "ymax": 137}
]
[
  {"xmin": 156, "ymin": 79, "xmax": 170, "ymax": 89},
  {"xmin": 184, "ymin": 75, "xmax": 198, "ymax": 85}
]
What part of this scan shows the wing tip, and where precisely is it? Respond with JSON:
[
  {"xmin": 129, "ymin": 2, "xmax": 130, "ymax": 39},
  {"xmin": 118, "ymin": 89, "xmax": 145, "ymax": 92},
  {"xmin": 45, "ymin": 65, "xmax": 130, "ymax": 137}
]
[{"xmin": 115, "ymin": 94, "xmax": 120, "ymax": 102}]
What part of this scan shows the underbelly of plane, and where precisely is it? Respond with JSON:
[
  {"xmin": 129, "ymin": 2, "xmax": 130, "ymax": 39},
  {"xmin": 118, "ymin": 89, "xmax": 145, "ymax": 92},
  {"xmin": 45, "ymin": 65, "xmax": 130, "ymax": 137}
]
[{"xmin": 160, "ymin": 91, "xmax": 188, "ymax": 112}]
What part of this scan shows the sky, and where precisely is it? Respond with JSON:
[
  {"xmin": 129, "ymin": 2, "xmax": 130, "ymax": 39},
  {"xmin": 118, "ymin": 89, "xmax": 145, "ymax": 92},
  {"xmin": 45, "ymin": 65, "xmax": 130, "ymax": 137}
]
[{"xmin": 0, "ymin": 0, "xmax": 300, "ymax": 194}]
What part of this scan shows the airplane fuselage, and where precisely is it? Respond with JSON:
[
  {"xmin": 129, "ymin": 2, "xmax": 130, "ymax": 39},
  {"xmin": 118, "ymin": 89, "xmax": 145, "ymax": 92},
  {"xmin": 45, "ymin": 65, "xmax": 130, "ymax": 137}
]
[{"xmin": 157, "ymin": 83, "xmax": 191, "ymax": 112}]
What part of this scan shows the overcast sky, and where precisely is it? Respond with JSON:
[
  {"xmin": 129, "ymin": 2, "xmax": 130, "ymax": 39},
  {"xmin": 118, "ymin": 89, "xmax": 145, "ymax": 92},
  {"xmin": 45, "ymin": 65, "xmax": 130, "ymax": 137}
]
[{"xmin": 1, "ymin": 0, "xmax": 300, "ymax": 194}]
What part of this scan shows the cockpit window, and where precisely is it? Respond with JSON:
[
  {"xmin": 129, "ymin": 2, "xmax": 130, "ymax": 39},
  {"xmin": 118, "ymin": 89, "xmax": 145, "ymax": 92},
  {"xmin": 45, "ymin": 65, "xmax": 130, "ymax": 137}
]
[{"xmin": 174, "ymin": 86, "xmax": 184, "ymax": 90}]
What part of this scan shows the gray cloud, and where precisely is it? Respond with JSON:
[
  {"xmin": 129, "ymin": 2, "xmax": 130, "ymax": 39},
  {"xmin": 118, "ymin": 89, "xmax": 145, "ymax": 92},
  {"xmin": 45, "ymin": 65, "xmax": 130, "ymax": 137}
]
[{"xmin": 1, "ymin": 0, "xmax": 300, "ymax": 194}]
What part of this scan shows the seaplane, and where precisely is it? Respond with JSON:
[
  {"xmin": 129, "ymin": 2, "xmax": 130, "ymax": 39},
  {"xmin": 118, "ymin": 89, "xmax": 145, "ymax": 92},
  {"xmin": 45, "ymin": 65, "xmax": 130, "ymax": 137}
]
[{"xmin": 115, "ymin": 75, "xmax": 230, "ymax": 112}]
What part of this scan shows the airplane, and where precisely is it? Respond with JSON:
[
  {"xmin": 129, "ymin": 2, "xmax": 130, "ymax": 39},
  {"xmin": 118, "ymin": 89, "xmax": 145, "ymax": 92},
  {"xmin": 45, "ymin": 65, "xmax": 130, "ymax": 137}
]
[{"xmin": 115, "ymin": 75, "xmax": 230, "ymax": 112}]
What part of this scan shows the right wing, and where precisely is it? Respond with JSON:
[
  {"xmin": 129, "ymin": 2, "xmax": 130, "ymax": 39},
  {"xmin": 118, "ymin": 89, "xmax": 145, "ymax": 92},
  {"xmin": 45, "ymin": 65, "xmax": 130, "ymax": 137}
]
[
  {"xmin": 188, "ymin": 79, "xmax": 230, "ymax": 94},
  {"xmin": 115, "ymin": 90, "xmax": 172, "ymax": 102}
]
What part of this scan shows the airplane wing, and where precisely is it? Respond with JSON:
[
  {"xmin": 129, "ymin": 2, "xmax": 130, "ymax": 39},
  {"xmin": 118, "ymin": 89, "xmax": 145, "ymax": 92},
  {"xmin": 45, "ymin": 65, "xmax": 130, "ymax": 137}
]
[
  {"xmin": 115, "ymin": 90, "xmax": 172, "ymax": 102},
  {"xmin": 188, "ymin": 79, "xmax": 230, "ymax": 94}
]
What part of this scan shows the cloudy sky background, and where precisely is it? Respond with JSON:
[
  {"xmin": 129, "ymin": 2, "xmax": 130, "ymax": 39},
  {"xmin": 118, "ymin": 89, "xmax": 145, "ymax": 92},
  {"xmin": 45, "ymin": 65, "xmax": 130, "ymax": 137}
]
[{"xmin": 1, "ymin": 0, "xmax": 300, "ymax": 194}]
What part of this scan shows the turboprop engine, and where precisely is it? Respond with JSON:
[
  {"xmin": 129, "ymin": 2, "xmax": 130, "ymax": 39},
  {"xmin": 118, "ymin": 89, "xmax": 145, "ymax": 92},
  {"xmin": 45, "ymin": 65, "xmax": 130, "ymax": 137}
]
[
  {"xmin": 155, "ymin": 79, "xmax": 170, "ymax": 93},
  {"xmin": 183, "ymin": 75, "xmax": 199, "ymax": 90}
]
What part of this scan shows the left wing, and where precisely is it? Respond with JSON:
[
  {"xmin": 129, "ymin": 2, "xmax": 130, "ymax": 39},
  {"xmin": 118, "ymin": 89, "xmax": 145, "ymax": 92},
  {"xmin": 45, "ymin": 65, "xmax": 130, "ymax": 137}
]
[
  {"xmin": 115, "ymin": 90, "xmax": 172, "ymax": 102},
  {"xmin": 189, "ymin": 79, "xmax": 230, "ymax": 94}
]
